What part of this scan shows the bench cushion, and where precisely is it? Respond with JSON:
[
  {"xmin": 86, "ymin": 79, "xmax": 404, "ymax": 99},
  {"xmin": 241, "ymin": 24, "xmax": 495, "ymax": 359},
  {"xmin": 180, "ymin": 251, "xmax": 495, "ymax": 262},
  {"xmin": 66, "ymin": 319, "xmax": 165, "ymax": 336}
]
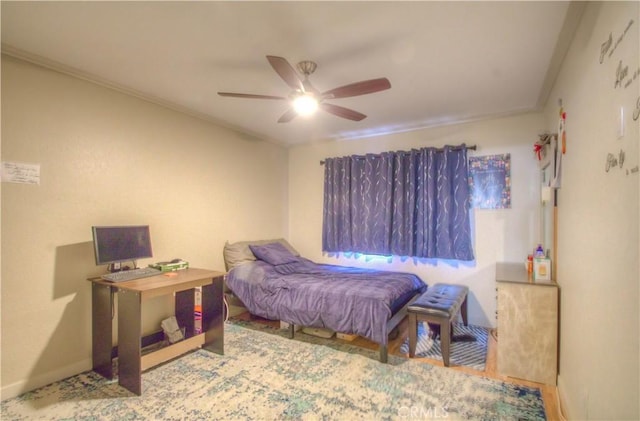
[{"xmin": 408, "ymin": 283, "xmax": 468, "ymax": 319}]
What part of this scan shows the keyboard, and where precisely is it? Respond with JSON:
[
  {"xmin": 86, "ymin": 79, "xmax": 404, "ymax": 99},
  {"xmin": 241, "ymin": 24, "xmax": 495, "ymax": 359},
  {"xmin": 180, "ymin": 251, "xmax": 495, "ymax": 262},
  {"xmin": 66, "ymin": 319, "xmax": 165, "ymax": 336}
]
[{"xmin": 101, "ymin": 267, "xmax": 162, "ymax": 283}]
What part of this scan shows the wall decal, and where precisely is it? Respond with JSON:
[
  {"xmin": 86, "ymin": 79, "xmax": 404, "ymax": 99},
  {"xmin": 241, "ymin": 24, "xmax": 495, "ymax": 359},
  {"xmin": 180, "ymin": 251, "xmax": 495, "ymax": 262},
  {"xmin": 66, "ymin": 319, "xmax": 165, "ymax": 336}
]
[
  {"xmin": 629, "ymin": 66, "xmax": 639, "ymax": 87},
  {"xmin": 600, "ymin": 15, "xmax": 637, "ymax": 176},
  {"xmin": 615, "ymin": 60, "xmax": 629, "ymax": 88},
  {"xmin": 614, "ymin": 60, "xmax": 638, "ymax": 89},
  {"xmin": 605, "ymin": 150, "xmax": 631, "ymax": 173},
  {"xmin": 600, "ymin": 32, "xmax": 612, "ymax": 63},
  {"xmin": 601, "ymin": 19, "xmax": 635, "ymax": 63},
  {"xmin": 605, "ymin": 153, "xmax": 618, "ymax": 172}
]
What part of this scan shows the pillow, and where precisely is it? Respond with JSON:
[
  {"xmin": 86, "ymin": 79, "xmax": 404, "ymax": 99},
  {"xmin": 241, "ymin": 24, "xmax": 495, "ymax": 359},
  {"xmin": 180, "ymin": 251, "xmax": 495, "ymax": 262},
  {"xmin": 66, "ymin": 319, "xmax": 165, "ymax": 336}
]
[
  {"xmin": 223, "ymin": 238, "xmax": 299, "ymax": 270},
  {"xmin": 249, "ymin": 242, "xmax": 300, "ymax": 266}
]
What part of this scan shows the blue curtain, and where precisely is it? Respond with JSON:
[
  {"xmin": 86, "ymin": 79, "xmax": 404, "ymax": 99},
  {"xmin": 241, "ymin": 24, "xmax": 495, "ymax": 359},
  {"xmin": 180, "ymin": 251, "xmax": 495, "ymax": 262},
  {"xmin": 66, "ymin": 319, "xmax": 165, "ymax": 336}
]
[{"xmin": 322, "ymin": 145, "xmax": 474, "ymax": 260}]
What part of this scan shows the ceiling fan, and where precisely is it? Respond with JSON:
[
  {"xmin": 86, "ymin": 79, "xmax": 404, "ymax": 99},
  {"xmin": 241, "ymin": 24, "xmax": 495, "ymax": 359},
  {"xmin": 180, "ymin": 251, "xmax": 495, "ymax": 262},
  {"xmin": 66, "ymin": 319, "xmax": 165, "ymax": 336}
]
[{"xmin": 218, "ymin": 55, "xmax": 391, "ymax": 123}]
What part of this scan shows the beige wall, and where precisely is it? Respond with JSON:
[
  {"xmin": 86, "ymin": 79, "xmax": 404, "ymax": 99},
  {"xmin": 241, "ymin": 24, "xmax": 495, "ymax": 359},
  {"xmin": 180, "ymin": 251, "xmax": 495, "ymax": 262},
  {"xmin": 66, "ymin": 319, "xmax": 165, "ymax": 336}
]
[
  {"xmin": 1, "ymin": 56, "xmax": 289, "ymax": 398},
  {"xmin": 542, "ymin": 2, "xmax": 639, "ymax": 419},
  {"xmin": 288, "ymin": 112, "xmax": 545, "ymax": 330}
]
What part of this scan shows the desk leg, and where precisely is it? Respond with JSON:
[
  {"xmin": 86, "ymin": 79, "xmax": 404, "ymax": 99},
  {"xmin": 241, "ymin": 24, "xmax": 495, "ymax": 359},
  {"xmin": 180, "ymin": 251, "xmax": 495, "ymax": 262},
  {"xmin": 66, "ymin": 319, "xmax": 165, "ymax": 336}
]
[
  {"xmin": 175, "ymin": 288, "xmax": 196, "ymax": 338},
  {"xmin": 201, "ymin": 277, "xmax": 224, "ymax": 354},
  {"xmin": 92, "ymin": 283, "xmax": 114, "ymax": 379},
  {"xmin": 118, "ymin": 289, "xmax": 142, "ymax": 395}
]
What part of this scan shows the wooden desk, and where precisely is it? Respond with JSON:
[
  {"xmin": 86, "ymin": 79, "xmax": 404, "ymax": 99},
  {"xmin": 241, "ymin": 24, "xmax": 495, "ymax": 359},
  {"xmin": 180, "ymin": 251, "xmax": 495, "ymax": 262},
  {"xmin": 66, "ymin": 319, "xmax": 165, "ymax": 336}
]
[{"xmin": 88, "ymin": 268, "xmax": 225, "ymax": 395}]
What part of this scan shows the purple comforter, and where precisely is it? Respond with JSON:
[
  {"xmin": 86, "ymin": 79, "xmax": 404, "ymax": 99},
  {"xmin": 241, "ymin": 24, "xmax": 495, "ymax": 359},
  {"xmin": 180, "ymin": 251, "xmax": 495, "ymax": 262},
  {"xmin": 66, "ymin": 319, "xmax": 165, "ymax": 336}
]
[{"xmin": 226, "ymin": 258, "xmax": 426, "ymax": 345}]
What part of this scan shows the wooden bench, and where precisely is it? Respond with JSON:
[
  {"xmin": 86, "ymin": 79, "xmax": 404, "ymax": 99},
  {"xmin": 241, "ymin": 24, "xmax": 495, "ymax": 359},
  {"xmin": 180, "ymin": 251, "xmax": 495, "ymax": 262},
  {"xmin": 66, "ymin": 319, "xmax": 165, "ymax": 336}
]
[{"xmin": 407, "ymin": 283, "xmax": 469, "ymax": 366}]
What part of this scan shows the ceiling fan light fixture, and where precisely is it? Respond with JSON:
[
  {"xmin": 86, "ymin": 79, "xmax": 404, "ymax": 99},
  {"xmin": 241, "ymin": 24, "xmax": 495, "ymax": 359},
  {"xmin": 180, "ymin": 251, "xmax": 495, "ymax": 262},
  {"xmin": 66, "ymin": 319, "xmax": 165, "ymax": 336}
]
[
  {"xmin": 292, "ymin": 94, "xmax": 318, "ymax": 116},
  {"xmin": 219, "ymin": 56, "xmax": 391, "ymax": 123}
]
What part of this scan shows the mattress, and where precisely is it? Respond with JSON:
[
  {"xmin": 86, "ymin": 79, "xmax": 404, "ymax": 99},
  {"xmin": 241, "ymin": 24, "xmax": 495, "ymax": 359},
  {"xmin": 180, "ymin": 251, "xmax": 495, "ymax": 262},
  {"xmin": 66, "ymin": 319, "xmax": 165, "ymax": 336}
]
[{"xmin": 226, "ymin": 258, "xmax": 426, "ymax": 345}]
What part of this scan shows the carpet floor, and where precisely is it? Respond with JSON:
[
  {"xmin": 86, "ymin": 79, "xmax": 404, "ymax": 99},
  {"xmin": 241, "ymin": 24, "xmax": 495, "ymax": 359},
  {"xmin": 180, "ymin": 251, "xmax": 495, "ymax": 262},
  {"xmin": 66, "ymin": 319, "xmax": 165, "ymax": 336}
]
[
  {"xmin": 398, "ymin": 322, "xmax": 489, "ymax": 371},
  {"xmin": 1, "ymin": 321, "xmax": 546, "ymax": 420}
]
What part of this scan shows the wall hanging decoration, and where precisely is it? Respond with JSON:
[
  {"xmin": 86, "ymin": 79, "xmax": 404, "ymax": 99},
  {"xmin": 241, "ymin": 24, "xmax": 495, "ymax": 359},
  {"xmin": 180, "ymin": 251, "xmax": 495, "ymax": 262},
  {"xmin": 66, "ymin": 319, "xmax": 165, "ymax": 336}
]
[
  {"xmin": 551, "ymin": 102, "xmax": 565, "ymax": 188},
  {"xmin": 558, "ymin": 105, "xmax": 567, "ymax": 154},
  {"xmin": 469, "ymin": 154, "xmax": 511, "ymax": 209},
  {"xmin": 534, "ymin": 133, "xmax": 555, "ymax": 168}
]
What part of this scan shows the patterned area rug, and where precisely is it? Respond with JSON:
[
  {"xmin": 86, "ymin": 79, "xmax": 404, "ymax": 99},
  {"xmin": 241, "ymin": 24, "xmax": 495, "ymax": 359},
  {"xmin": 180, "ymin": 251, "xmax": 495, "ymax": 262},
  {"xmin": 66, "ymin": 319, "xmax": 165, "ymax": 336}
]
[
  {"xmin": 1, "ymin": 321, "xmax": 546, "ymax": 420},
  {"xmin": 399, "ymin": 322, "xmax": 489, "ymax": 371}
]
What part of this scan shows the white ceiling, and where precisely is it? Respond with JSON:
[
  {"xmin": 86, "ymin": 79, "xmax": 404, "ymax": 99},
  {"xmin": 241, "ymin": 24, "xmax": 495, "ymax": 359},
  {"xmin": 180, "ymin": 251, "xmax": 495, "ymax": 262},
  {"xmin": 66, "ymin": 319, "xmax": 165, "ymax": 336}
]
[{"xmin": 1, "ymin": 1, "xmax": 581, "ymax": 146}]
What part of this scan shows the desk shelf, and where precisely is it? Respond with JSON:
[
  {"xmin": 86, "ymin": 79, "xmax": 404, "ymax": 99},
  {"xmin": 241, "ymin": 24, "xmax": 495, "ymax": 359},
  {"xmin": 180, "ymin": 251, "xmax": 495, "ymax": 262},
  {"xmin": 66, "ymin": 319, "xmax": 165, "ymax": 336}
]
[{"xmin": 141, "ymin": 334, "xmax": 205, "ymax": 371}]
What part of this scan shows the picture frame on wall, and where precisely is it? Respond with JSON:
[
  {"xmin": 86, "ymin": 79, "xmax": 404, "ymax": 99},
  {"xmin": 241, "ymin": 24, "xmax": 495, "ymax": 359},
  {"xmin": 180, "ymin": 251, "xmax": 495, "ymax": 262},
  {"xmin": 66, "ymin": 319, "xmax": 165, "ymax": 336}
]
[{"xmin": 468, "ymin": 153, "xmax": 511, "ymax": 209}]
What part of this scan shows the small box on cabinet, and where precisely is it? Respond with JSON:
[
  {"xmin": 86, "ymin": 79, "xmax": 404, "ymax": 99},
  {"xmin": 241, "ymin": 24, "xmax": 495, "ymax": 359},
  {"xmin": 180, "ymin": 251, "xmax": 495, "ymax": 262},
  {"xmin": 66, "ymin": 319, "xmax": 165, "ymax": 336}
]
[{"xmin": 533, "ymin": 258, "xmax": 552, "ymax": 282}]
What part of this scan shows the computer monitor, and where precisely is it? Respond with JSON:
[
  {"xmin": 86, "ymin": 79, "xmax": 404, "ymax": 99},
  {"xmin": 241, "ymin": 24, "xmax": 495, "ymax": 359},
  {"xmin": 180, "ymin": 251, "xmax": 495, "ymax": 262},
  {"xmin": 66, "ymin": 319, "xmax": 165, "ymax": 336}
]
[{"xmin": 92, "ymin": 225, "xmax": 153, "ymax": 267}]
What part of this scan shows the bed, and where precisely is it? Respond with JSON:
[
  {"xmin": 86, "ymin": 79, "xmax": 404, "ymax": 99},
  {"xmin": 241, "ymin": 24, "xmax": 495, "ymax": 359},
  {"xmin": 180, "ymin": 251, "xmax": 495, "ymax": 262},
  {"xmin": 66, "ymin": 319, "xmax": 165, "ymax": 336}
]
[{"xmin": 223, "ymin": 239, "xmax": 427, "ymax": 362}]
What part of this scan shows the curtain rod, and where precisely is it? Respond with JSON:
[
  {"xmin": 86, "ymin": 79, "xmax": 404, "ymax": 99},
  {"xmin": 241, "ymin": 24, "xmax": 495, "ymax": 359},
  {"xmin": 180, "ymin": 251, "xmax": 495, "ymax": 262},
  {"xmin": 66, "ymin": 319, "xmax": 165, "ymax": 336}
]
[{"xmin": 319, "ymin": 144, "xmax": 477, "ymax": 165}]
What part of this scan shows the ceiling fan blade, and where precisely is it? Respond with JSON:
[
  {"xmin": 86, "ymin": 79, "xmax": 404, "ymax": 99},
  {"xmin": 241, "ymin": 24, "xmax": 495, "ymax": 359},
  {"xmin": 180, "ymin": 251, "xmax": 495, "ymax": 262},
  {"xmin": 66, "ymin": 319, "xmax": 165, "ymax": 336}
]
[
  {"xmin": 266, "ymin": 55, "xmax": 305, "ymax": 92},
  {"xmin": 278, "ymin": 108, "xmax": 298, "ymax": 123},
  {"xmin": 322, "ymin": 78, "xmax": 391, "ymax": 99},
  {"xmin": 320, "ymin": 103, "xmax": 367, "ymax": 121},
  {"xmin": 218, "ymin": 92, "xmax": 286, "ymax": 100}
]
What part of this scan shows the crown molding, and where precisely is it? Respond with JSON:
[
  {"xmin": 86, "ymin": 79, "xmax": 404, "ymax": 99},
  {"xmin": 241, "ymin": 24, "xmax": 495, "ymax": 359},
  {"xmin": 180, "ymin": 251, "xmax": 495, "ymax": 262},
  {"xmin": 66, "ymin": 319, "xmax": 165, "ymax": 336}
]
[{"xmin": 1, "ymin": 43, "xmax": 281, "ymax": 145}]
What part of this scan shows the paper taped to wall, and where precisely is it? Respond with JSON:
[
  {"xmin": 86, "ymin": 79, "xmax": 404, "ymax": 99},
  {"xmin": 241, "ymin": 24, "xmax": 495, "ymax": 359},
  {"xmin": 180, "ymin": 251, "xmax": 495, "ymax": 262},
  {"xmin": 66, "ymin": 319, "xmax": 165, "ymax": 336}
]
[{"xmin": 1, "ymin": 161, "xmax": 40, "ymax": 185}]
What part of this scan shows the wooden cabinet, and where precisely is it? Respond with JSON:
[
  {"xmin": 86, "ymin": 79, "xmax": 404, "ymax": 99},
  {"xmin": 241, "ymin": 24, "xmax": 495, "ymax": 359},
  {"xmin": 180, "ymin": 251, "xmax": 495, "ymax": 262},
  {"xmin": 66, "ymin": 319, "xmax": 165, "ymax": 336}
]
[{"xmin": 496, "ymin": 263, "xmax": 558, "ymax": 385}]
